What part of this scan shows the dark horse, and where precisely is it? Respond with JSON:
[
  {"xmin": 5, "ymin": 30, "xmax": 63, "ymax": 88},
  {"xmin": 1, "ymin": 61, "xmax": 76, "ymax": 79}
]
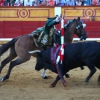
[{"xmin": 0, "ymin": 17, "xmax": 87, "ymax": 82}]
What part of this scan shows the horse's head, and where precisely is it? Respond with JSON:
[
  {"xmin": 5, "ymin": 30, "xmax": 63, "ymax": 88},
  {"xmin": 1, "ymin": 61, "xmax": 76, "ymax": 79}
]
[
  {"xmin": 64, "ymin": 17, "xmax": 88, "ymax": 42},
  {"xmin": 74, "ymin": 17, "xmax": 88, "ymax": 40}
]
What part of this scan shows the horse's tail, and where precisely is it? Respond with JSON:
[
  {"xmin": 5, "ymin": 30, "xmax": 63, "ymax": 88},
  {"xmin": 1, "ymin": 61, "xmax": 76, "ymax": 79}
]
[{"xmin": 0, "ymin": 38, "xmax": 18, "ymax": 56}]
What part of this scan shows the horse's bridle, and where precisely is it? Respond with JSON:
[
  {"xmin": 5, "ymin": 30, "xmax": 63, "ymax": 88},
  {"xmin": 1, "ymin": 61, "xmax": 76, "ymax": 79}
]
[{"xmin": 75, "ymin": 19, "xmax": 83, "ymax": 33}]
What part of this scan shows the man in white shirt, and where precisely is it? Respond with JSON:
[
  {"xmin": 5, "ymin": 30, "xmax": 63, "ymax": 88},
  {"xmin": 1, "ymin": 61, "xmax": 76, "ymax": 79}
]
[{"xmin": 23, "ymin": 0, "xmax": 34, "ymax": 6}]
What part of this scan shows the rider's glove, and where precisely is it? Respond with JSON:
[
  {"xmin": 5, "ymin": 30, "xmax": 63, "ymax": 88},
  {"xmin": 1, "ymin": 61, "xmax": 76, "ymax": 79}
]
[{"xmin": 55, "ymin": 16, "xmax": 61, "ymax": 22}]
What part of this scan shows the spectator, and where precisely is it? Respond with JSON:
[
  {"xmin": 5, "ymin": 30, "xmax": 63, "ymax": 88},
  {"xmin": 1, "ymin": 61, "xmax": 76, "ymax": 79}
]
[
  {"xmin": 83, "ymin": 0, "xmax": 92, "ymax": 6},
  {"xmin": 47, "ymin": 0, "xmax": 55, "ymax": 6},
  {"xmin": 9, "ymin": 0, "xmax": 16, "ymax": 6},
  {"xmin": 98, "ymin": 0, "xmax": 100, "ymax": 5},
  {"xmin": 32, "ymin": 0, "xmax": 39, "ymax": 6},
  {"xmin": 66, "ymin": 0, "xmax": 75, "ymax": 6},
  {"xmin": 56, "ymin": 0, "xmax": 65, "ymax": 6},
  {"xmin": 5, "ymin": 0, "xmax": 10, "ymax": 5},
  {"xmin": 14, "ymin": 0, "xmax": 22, "ymax": 6},
  {"xmin": 75, "ymin": 0, "xmax": 82, "ymax": 6},
  {"xmin": 24, "ymin": 0, "xmax": 33, "ymax": 6},
  {"xmin": 4, "ymin": 0, "xmax": 9, "ymax": 6},
  {"xmin": 38, "ymin": 0, "xmax": 43, "ymax": 4},
  {"xmin": 38, "ymin": 0, "xmax": 47, "ymax": 6},
  {"xmin": 81, "ymin": 0, "xmax": 84, "ymax": 5},
  {"xmin": 92, "ymin": 0, "xmax": 99, "ymax": 5},
  {"xmin": 0, "ymin": 0, "xmax": 4, "ymax": 6},
  {"xmin": 55, "ymin": 0, "xmax": 65, "ymax": 5}
]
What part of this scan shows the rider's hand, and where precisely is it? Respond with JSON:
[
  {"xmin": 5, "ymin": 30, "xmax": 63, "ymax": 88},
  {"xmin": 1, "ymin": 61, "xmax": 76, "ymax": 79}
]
[{"xmin": 55, "ymin": 16, "xmax": 61, "ymax": 22}]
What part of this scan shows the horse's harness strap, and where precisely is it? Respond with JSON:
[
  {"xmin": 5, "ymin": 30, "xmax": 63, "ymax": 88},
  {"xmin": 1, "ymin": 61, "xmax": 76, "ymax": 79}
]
[
  {"xmin": 75, "ymin": 20, "xmax": 80, "ymax": 29},
  {"xmin": 75, "ymin": 20, "xmax": 82, "ymax": 33}
]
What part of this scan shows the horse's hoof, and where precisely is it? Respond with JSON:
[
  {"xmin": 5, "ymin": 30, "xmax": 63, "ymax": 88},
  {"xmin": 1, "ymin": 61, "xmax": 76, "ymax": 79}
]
[
  {"xmin": 41, "ymin": 75, "xmax": 48, "ymax": 79},
  {"xmin": 84, "ymin": 81, "xmax": 88, "ymax": 85},
  {"xmin": 65, "ymin": 74, "xmax": 70, "ymax": 78},
  {"xmin": 43, "ymin": 76, "xmax": 48, "ymax": 79},
  {"xmin": 0, "ymin": 77, "xmax": 4, "ymax": 82}
]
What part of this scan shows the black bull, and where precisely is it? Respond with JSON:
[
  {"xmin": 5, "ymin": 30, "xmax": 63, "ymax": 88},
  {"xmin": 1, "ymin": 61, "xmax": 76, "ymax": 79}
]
[{"xmin": 31, "ymin": 41, "xmax": 100, "ymax": 87}]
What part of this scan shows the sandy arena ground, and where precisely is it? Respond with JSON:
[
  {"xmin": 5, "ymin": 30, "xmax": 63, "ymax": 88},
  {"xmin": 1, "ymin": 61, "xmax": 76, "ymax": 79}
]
[{"xmin": 0, "ymin": 49, "xmax": 100, "ymax": 100}]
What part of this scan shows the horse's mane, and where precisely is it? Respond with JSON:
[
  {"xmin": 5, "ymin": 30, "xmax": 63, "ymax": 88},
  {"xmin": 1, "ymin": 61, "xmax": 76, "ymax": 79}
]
[
  {"xmin": 64, "ymin": 19, "xmax": 76, "ymax": 29},
  {"xmin": 73, "ymin": 19, "xmax": 76, "ymax": 21}
]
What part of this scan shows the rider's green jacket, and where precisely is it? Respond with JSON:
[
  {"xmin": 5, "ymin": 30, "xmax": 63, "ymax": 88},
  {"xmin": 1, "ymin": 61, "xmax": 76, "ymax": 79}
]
[{"xmin": 29, "ymin": 17, "xmax": 60, "ymax": 46}]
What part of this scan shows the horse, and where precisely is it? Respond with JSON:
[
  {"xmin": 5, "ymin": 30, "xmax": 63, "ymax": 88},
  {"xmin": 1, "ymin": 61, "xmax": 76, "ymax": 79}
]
[{"xmin": 0, "ymin": 17, "xmax": 87, "ymax": 82}]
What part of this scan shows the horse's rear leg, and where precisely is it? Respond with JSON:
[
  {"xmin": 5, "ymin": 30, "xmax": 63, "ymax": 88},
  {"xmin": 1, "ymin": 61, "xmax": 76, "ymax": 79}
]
[
  {"xmin": 0, "ymin": 57, "xmax": 28, "ymax": 82},
  {"xmin": 0, "ymin": 46, "xmax": 17, "ymax": 73}
]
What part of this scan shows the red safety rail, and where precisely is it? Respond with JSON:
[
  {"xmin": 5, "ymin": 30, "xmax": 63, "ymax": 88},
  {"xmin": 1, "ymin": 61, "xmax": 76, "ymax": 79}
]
[
  {"xmin": 84, "ymin": 21, "xmax": 100, "ymax": 38},
  {"xmin": 0, "ymin": 21, "xmax": 45, "ymax": 38},
  {"xmin": 0, "ymin": 21, "xmax": 100, "ymax": 38}
]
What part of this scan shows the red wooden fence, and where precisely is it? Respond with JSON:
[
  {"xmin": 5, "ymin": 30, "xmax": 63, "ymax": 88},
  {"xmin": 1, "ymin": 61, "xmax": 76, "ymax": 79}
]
[{"xmin": 0, "ymin": 21, "xmax": 100, "ymax": 38}]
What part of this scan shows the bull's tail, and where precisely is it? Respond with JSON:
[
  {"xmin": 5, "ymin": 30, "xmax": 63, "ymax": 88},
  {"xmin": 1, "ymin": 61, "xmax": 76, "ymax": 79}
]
[{"xmin": 0, "ymin": 38, "xmax": 18, "ymax": 56}]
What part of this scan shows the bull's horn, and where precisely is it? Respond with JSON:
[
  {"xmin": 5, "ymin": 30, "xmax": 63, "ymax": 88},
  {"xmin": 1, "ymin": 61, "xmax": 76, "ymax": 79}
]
[{"xmin": 28, "ymin": 50, "xmax": 41, "ymax": 54}]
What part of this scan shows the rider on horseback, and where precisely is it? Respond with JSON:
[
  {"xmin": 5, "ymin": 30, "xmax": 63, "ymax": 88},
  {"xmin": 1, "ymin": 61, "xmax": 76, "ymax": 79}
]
[{"xmin": 30, "ymin": 15, "xmax": 61, "ymax": 47}]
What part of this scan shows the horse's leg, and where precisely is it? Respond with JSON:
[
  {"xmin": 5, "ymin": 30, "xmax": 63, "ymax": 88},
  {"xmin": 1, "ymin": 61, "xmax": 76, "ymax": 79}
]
[
  {"xmin": 0, "ymin": 57, "xmax": 28, "ymax": 82},
  {"xmin": 41, "ymin": 46, "xmax": 48, "ymax": 79},
  {"xmin": 85, "ymin": 60, "xmax": 96, "ymax": 84},
  {"xmin": 41, "ymin": 68, "xmax": 48, "ymax": 79},
  {"xmin": 0, "ymin": 46, "xmax": 17, "ymax": 73}
]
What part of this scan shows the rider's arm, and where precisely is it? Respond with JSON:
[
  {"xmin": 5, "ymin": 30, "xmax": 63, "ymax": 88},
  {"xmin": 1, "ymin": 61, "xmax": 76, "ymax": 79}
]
[{"xmin": 48, "ymin": 17, "xmax": 61, "ymax": 26}]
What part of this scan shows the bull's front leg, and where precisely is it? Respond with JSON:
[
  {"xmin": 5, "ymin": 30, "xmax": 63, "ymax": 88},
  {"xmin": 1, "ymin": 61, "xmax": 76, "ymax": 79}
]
[
  {"xmin": 50, "ymin": 74, "xmax": 66, "ymax": 87},
  {"xmin": 50, "ymin": 75, "xmax": 60, "ymax": 87},
  {"xmin": 56, "ymin": 63, "xmax": 66, "ymax": 87}
]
